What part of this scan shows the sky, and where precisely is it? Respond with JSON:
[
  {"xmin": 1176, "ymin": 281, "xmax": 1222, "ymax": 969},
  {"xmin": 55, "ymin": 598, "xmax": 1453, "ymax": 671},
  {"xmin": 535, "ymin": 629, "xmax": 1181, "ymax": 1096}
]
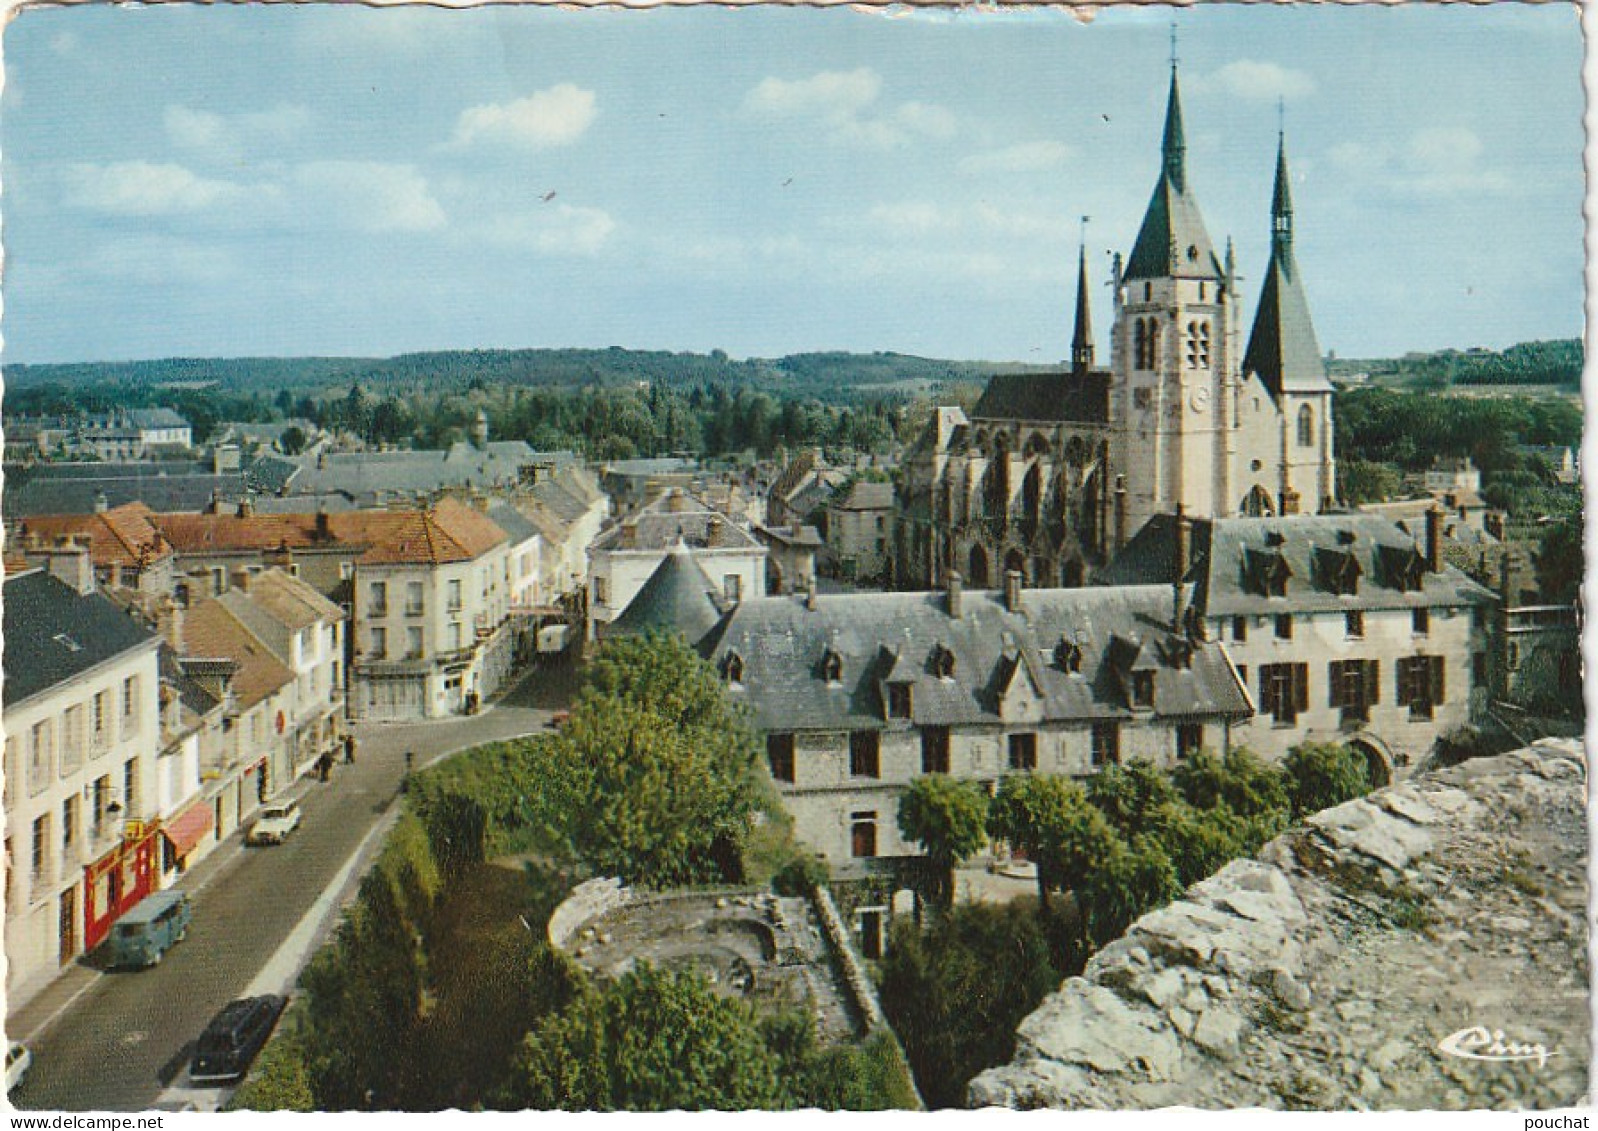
[{"xmin": 0, "ymin": 2, "xmax": 1584, "ymax": 366}]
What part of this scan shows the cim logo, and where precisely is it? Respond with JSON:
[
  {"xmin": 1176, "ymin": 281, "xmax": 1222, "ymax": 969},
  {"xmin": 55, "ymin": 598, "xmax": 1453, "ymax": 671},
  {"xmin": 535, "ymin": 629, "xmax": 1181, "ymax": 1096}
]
[{"xmin": 1438, "ymin": 1025, "xmax": 1558, "ymax": 1068}]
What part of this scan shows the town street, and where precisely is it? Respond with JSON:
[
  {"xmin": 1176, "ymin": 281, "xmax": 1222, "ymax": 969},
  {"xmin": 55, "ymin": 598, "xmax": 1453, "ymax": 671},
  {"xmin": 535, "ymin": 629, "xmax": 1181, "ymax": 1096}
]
[{"xmin": 7, "ymin": 667, "xmax": 563, "ymax": 1113}]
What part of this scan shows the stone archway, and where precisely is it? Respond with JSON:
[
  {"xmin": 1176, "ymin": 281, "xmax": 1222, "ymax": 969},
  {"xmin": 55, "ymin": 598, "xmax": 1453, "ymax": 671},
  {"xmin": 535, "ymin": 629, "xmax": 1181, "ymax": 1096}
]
[
  {"xmin": 1348, "ymin": 736, "xmax": 1394, "ymax": 788},
  {"xmin": 1060, "ymin": 559, "xmax": 1086, "ymax": 588},
  {"xmin": 1003, "ymin": 548, "xmax": 1027, "ymax": 581}
]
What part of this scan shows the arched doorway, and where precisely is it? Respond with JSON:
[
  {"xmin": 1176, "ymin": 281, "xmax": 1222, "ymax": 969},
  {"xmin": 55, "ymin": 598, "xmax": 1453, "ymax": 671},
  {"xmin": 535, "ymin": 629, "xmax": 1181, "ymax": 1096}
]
[
  {"xmin": 1061, "ymin": 559, "xmax": 1085, "ymax": 588},
  {"xmin": 1348, "ymin": 737, "xmax": 1393, "ymax": 789},
  {"xmin": 767, "ymin": 560, "xmax": 784, "ymax": 595},
  {"xmin": 1004, "ymin": 548, "xmax": 1027, "ymax": 581},
  {"xmin": 1241, "ymin": 484, "xmax": 1276, "ymax": 517},
  {"xmin": 968, "ymin": 544, "xmax": 990, "ymax": 588}
]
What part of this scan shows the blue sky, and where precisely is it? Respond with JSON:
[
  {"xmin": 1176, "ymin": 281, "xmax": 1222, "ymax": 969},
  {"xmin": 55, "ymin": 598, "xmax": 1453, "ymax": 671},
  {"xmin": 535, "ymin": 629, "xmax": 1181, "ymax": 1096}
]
[{"xmin": 0, "ymin": 3, "xmax": 1583, "ymax": 365}]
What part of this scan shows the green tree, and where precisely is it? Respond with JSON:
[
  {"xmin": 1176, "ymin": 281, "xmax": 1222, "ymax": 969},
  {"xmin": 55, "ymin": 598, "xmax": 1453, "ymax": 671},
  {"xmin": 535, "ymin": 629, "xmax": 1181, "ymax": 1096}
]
[
  {"xmin": 1076, "ymin": 833, "xmax": 1181, "ymax": 948},
  {"xmin": 987, "ymin": 775, "xmax": 1088, "ymax": 909},
  {"xmin": 1151, "ymin": 801, "xmax": 1253, "ymax": 888},
  {"xmin": 897, "ymin": 776, "xmax": 990, "ymax": 910},
  {"xmin": 528, "ymin": 633, "xmax": 765, "ymax": 886},
  {"xmin": 1172, "ymin": 748, "xmax": 1290, "ymax": 827},
  {"xmin": 1085, "ymin": 759, "xmax": 1179, "ymax": 838},
  {"xmin": 1536, "ymin": 509, "xmax": 1583, "ymax": 605},
  {"xmin": 877, "ymin": 904, "xmax": 1059, "ymax": 1108},
  {"xmin": 505, "ymin": 964, "xmax": 791, "ymax": 1111},
  {"xmin": 1280, "ymin": 741, "xmax": 1371, "ymax": 819},
  {"xmin": 278, "ymin": 425, "xmax": 308, "ymax": 455}
]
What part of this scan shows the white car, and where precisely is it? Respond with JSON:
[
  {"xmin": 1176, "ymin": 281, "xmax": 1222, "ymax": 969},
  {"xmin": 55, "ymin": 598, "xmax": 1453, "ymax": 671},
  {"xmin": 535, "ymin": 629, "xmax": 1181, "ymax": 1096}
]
[
  {"xmin": 6, "ymin": 1044, "xmax": 32, "ymax": 1094},
  {"xmin": 246, "ymin": 800, "xmax": 302, "ymax": 846}
]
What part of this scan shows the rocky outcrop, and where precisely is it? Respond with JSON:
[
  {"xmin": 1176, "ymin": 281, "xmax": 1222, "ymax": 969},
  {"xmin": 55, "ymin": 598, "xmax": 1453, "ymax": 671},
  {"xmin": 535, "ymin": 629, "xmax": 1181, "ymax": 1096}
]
[{"xmin": 969, "ymin": 740, "xmax": 1589, "ymax": 1110}]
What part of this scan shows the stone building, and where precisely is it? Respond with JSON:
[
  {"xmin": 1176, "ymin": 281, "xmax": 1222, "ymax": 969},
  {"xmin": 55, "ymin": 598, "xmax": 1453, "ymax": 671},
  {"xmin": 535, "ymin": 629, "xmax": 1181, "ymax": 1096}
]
[
  {"xmin": 2, "ymin": 561, "xmax": 163, "ymax": 1007},
  {"xmin": 702, "ymin": 576, "xmax": 1251, "ymax": 872},
  {"xmin": 586, "ymin": 488, "xmax": 766, "ymax": 637},
  {"xmin": 1097, "ymin": 510, "xmax": 1496, "ymax": 777},
  {"xmin": 900, "ymin": 64, "xmax": 1336, "ymax": 590}
]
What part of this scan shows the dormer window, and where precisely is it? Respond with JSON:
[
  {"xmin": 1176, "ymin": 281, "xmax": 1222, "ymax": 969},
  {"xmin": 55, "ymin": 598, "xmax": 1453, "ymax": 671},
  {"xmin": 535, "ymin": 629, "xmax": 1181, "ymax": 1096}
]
[
  {"xmin": 1244, "ymin": 548, "xmax": 1292, "ymax": 598},
  {"xmin": 887, "ymin": 682, "xmax": 913, "ymax": 719},
  {"xmin": 930, "ymin": 643, "xmax": 956, "ymax": 680},
  {"xmin": 723, "ymin": 651, "xmax": 745, "ymax": 688},
  {"xmin": 822, "ymin": 649, "xmax": 844, "ymax": 685},
  {"xmin": 1054, "ymin": 638, "xmax": 1083, "ymax": 674},
  {"xmin": 1132, "ymin": 671, "xmax": 1155, "ymax": 708}
]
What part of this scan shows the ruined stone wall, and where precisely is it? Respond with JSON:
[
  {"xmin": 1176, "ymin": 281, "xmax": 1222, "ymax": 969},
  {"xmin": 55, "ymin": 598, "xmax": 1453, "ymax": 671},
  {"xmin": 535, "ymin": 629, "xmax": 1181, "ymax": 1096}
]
[{"xmin": 969, "ymin": 739, "xmax": 1588, "ymax": 1110}]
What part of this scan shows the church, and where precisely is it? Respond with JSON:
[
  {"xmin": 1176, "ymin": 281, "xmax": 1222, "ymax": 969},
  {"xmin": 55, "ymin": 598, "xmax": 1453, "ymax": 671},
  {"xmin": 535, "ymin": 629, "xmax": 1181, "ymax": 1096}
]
[{"xmin": 899, "ymin": 63, "xmax": 1336, "ymax": 590}]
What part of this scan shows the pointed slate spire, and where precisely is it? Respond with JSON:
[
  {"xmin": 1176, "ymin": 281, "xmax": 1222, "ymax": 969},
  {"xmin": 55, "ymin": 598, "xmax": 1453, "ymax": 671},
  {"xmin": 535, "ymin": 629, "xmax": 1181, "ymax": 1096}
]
[
  {"xmin": 1071, "ymin": 241, "xmax": 1095, "ymax": 373},
  {"xmin": 1124, "ymin": 64, "xmax": 1221, "ymax": 282},
  {"xmin": 1243, "ymin": 133, "xmax": 1332, "ymax": 396},
  {"xmin": 1161, "ymin": 66, "xmax": 1187, "ymax": 194}
]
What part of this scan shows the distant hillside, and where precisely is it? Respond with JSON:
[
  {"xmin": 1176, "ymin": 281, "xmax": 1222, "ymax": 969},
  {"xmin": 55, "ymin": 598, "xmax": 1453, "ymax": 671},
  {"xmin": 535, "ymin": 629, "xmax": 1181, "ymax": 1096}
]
[
  {"xmin": 1328, "ymin": 338, "xmax": 1582, "ymax": 390},
  {"xmin": 4, "ymin": 348, "xmax": 1050, "ymax": 403}
]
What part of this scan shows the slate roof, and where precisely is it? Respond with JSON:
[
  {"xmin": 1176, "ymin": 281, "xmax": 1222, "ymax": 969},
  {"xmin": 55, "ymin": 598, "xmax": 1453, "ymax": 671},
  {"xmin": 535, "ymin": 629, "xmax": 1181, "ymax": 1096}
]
[
  {"xmin": 12, "ymin": 503, "xmax": 172, "ymax": 570},
  {"xmin": 1098, "ymin": 513, "xmax": 1496, "ymax": 617},
  {"xmin": 969, "ymin": 371, "xmax": 1111, "ymax": 424},
  {"xmin": 2, "ymin": 470, "xmax": 249, "ymax": 519},
  {"xmin": 271, "ymin": 444, "xmax": 575, "ymax": 502},
  {"xmin": 705, "ymin": 584, "xmax": 1250, "ymax": 734},
  {"xmin": 1124, "ymin": 69, "xmax": 1223, "ymax": 282},
  {"xmin": 127, "ymin": 408, "xmax": 190, "ymax": 430},
  {"xmin": 1242, "ymin": 138, "xmax": 1332, "ymax": 396},
  {"xmin": 159, "ymin": 644, "xmax": 222, "ymax": 722},
  {"xmin": 755, "ymin": 523, "xmax": 825, "ymax": 549},
  {"xmin": 832, "ymin": 480, "xmax": 897, "ymax": 512},
  {"xmin": 591, "ymin": 489, "xmax": 762, "ymax": 553},
  {"xmin": 604, "ymin": 542, "xmax": 726, "ymax": 644},
  {"xmin": 2, "ymin": 570, "xmax": 160, "ymax": 708},
  {"xmin": 487, "ymin": 502, "xmax": 540, "ymax": 547},
  {"xmin": 231, "ymin": 569, "xmax": 345, "ymax": 633}
]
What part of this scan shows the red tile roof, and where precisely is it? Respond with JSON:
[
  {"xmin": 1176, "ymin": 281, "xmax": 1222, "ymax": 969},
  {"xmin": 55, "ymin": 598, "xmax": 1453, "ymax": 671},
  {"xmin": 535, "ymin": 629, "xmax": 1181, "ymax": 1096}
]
[{"xmin": 13, "ymin": 503, "xmax": 172, "ymax": 569}]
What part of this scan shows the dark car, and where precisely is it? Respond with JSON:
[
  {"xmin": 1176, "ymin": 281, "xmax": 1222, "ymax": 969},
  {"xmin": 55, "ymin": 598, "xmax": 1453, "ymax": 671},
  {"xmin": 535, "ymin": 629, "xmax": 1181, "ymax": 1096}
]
[{"xmin": 190, "ymin": 995, "xmax": 287, "ymax": 1086}]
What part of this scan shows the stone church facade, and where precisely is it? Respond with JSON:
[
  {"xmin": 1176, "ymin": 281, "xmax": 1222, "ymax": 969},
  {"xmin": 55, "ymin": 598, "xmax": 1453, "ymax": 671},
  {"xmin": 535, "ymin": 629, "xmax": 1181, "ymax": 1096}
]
[{"xmin": 900, "ymin": 65, "xmax": 1336, "ymax": 589}]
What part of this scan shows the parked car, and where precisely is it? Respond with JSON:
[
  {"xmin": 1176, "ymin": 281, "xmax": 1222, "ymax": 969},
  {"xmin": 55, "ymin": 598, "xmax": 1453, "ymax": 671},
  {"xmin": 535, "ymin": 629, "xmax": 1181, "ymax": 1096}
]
[
  {"xmin": 5, "ymin": 1044, "xmax": 32, "ymax": 1093},
  {"xmin": 190, "ymin": 995, "xmax": 287, "ymax": 1086},
  {"xmin": 108, "ymin": 890, "xmax": 192, "ymax": 969},
  {"xmin": 246, "ymin": 800, "xmax": 302, "ymax": 846}
]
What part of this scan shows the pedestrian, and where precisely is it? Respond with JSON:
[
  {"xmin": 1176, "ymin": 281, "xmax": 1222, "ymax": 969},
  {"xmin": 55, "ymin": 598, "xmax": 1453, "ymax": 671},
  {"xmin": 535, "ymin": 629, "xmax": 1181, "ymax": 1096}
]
[
  {"xmin": 317, "ymin": 752, "xmax": 333, "ymax": 782},
  {"xmin": 343, "ymin": 734, "xmax": 357, "ymax": 765}
]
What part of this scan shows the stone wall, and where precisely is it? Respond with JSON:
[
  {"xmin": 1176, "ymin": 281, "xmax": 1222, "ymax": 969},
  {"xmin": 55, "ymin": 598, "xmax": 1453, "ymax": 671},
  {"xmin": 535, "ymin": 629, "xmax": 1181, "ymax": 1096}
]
[{"xmin": 969, "ymin": 739, "xmax": 1588, "ymax": 1110}]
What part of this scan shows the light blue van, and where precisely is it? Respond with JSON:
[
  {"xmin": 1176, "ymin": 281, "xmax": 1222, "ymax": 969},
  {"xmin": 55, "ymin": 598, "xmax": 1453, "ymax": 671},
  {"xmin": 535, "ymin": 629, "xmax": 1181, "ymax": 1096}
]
[{"xmin": 109, "ymin": 890, "xmax": 192, "ymax": 968}]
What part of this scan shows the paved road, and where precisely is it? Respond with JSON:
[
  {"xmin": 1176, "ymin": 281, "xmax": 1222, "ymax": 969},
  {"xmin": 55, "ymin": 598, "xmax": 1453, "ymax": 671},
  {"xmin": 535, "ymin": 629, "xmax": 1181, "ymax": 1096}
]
[{"xmin": 8, "ymin": 665, "xmax": 561, "ymax": 1113}]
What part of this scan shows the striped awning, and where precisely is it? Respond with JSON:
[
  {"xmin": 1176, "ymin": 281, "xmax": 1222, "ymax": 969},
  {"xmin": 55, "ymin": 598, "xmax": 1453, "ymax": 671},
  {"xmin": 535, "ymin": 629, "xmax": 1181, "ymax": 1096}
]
[{"xmin": 161, "ymin": 802, "xmax": 215, "ymax": 857}]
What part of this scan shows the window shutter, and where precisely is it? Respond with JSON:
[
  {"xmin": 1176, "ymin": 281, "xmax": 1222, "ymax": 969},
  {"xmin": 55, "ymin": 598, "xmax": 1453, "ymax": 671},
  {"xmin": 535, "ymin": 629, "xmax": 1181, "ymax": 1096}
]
[
  {"xmin": 1260, "ymin": 667, "xmax": 1276, "ymax": 714},
  {"xmin": 1294, "ymin": 664, "xmax": 1309, "ymax": 712},
  {"xmin": 1365, "ymin": 659, "xmax": 1380, "ymax": 706},
  {"xmin": 1328, "ymin": 661, "xmax": 1343, "ymax": 708},
  {"xmin": 1430, "ymin": 655, "xmax": 1445, "ymax": 702},
  {"xmin": 1395, "ymin": 661, "xmax": 1409, "ymax": 707}
]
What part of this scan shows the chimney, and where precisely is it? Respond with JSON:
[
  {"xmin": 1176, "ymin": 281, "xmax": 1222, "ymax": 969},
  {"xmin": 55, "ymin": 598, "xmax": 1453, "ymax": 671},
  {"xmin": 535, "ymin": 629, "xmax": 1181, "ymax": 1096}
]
[
  {"xmin": 315, "ymin": 509, "xmax": 332, "ymax": 541},
  {"xmin": 231, "ymin": 566, "xmax": 251, "ymax": 593},
  {"xmin": 804, "ymin": 575, "xmax": 818, "ymax": 611},
  {"xmin": 44, "ymin": 543, "xmax": 95, "ymax": 595},
  {"xmin": 237, "ymin": 495, "xmax": 255, "ymax": 519},
  {"xmin": 1004, "ymin": 569, "xmax": 1024, "ymax": 613},
  {"xmin": 1484, "ymin": 510, "xmax": 1505, "ymax": 541},
  {"xmin": 1114, "ymin": 476, "xmax": 1128, "ymax": 549},
  {"xmin": 946, "ymin": 570, "xmax": 963, "ymax": 620},
  {"xmin": 94, "ymin": 491, "xmax": 109, "ymax": 514},
  {"xmin": 206, "ymin": 489, "xmax": 223, "ymax": 516},
  {"xmin": 156, "ymin": 598, "xmax": 185, "ymax": 651},
  {"xmin": 706, "ymin": 516, "xmax": 725, "ymax": 548},
  {"xmin": 1425, "ymin": 506, "xmax": 1443, "ymax": 573}
]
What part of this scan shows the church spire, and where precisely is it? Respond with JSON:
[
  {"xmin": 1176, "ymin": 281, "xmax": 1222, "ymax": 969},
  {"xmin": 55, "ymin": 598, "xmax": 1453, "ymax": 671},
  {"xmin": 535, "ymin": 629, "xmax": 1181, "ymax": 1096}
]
[
  {"xmin": 1124, "ymin": 58, "xmax": 1220, "ymax": 282},
  {"xmin": 1161, "ymin": 64, "xmax": 1187, "ymax": 194},
  {"xmin": 1243, "ymin": 130, "xmax": 1331, "ymax": 396},
  {"xmin": 1270, "ymin": 128, "xmax": 1293, "ymax": 247},
  {"xmin": 1071, "ymin": 229, "xmax": 1094, "ymax": 373}
]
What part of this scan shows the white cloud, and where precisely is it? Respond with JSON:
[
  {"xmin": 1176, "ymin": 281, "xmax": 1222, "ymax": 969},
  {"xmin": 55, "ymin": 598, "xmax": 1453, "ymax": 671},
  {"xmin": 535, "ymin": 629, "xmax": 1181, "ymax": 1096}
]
[
  {"xmin": 867, "ymin": 201, "xmax": 952, "ymax": 236},
  {"xmin": 960, "ymin": 140, "xmax": 1073, "ymax": 175},
  {"xmin": 743, "ymin": 69, "xmax": 882, "ymax": 123},
  {"xmin": 290, "ymin": 161, "xmax": 446, "ymax": 232},
  {"xmin": 63, "ymin": 161, "xmax": 243, "ymax": 216},
  {"xmin": 451, "ymin": 84, "xmax": 597, "ymax": 151},
  {"xmin": 743, "ymin": 69, "xmax": 955, "ymax": 150},
  {"xmin": 484, "ymin": 204, "xmax": 617, "ymax": 256},
  {"xmin": 165, "ymin": 103, "xmax": 313, "ymax": 162},
  {"xmin": 1192, "ymin": 60, "xmax": 1316, "ymax": 102},
  {"xmin": 1328, "ymin": 127, "xmax": 1511, "ymax": 196}
]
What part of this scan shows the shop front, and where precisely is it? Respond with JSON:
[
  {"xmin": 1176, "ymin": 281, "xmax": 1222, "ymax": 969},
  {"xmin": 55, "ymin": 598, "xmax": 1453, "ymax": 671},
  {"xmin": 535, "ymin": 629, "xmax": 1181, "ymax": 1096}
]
[{"xmin": 82, "ymin": 824, "xmax": 161, "ymax": 953}]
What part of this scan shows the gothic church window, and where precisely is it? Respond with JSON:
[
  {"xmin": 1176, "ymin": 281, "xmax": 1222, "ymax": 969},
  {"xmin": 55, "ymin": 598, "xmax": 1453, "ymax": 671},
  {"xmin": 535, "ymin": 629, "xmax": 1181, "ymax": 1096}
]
[
  {"xmin": 1298, "ymin": 405, "xmax": 1315, "ymax": 447},
  {"xmin": 1184, "ymin": 321, "xmax": 1211, "ymax": 369}
]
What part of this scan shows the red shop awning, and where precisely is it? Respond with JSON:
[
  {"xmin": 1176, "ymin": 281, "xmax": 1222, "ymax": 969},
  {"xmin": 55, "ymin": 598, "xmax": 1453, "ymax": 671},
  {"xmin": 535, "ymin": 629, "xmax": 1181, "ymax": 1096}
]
[{"xmin": 161, "ymin": 802, "xmax": 216, "ymax": 857}]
